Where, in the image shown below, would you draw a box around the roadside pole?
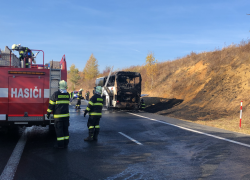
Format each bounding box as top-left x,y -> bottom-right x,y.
239,101 -> 243,128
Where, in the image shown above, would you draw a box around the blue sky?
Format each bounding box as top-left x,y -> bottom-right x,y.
0,0 -> 249,72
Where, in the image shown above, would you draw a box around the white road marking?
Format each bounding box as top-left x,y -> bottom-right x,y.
128,112 -> 250,148
119,132 -> 143,145
0,128 -> 29,180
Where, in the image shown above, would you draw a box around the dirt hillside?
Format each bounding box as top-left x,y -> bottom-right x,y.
69,41 -> 250,134
140,41 -> 250,134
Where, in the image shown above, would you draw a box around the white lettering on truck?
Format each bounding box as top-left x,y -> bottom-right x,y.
11,88 -> 17,98
24,88 -> 29,98
33,87 -> 39,98
18,88 -> 23,98
11,88 -> 42,98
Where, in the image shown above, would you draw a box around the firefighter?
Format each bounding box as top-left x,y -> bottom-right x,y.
47,80 -> 70,149
75,89 -> 83,109
85,91 -> 90,101
70,91 -> 74,100
84,86 -> 103,141
69,91 -> 73,102
140,98 -> 145,110
12,44 -> 33,68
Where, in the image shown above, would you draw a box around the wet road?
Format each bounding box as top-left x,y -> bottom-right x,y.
1,99 -> 250,179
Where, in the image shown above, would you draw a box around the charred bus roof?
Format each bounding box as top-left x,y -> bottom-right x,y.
115,71 -> 141,77
95,71 -> 141,87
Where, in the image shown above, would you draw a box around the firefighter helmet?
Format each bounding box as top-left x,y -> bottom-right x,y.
59,80 -> 67,89
79,88 -> 83,91
12,44 -> 17,50
95,86 -> 102,94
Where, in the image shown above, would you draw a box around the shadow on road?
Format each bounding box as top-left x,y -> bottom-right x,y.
144,98 -> 184,113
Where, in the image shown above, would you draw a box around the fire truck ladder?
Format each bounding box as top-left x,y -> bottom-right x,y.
49,68 -> 61,124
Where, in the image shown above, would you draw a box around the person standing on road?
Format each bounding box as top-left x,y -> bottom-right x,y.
75,89 -> 83,109
70,91 -> 74,102
140,98 -> 145,110
84,86 -> 103,141
47,80 -> 70,149
85,91 -> 90,101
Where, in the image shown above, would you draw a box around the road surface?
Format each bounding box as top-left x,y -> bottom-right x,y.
1,99 -> 250,180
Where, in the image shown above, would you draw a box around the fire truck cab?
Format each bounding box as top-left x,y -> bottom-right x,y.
0,46 -> 67,130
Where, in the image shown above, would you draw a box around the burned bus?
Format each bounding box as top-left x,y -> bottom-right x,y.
95,71 -> 142,110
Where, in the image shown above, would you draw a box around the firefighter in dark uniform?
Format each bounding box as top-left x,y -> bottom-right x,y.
140,98 -> 145,110
84,86 -> 103,141
75,88 -> 83,109
47,80 -> 70,148
85,91 -> 90,101
12,44 -> 33,68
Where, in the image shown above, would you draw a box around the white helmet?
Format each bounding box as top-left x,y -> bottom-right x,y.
12,44 -> 17,50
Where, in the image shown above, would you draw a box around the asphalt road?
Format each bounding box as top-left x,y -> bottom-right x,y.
1,99 -> 250,180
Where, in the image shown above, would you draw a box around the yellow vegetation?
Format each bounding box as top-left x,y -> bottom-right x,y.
69,40 -> 250,134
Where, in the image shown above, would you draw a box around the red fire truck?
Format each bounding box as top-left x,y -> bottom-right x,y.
0,46 -> 67,130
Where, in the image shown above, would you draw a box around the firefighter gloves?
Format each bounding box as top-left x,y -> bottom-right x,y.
84,111 -> 87,117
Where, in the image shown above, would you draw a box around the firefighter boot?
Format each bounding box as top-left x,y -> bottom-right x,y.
84,133 -> 93,141
93,128 -> 99,141
84,129 -> 94,141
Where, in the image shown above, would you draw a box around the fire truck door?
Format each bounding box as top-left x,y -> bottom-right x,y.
8,76 -> 44,115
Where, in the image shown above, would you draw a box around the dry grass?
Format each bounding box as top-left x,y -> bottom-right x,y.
183,116 -> 250,135
68,40 -> 250,135
140,40 -> 250,135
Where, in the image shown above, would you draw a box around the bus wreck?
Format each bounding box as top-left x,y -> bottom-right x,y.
95,71 -> 142,110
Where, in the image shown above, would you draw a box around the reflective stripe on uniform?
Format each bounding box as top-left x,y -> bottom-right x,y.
89,112 -> 102,116
54,113 -> 70,118
88,101 -> 94,106
47,109 -> 52,112
95,125 -> 100,128
57,137 -> 64,141
58,95 -> 69,98
56,100 -> 69,104
86,107 -> 90,111
49,100 -> 56,105
97,98 -> 103,101
93,103 -> 103,106
89,126 -> 94,129
64,136 -> 69,139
